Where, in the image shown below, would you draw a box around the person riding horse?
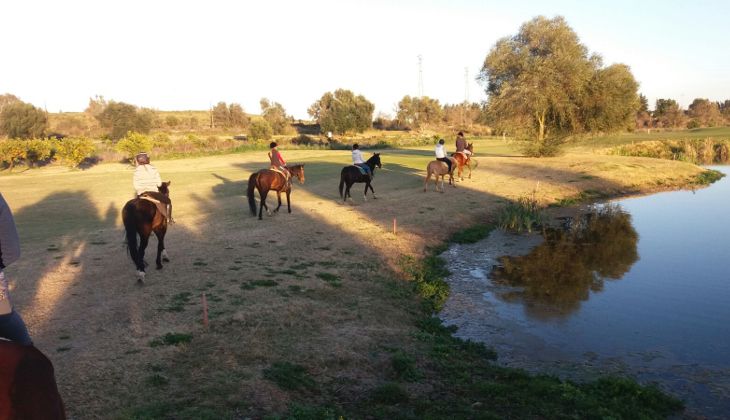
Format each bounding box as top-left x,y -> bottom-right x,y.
435,139 -> 452,173
0,193 -> 32,346
351,143 -> 372,179
268,142 -> 290,184
455,131 -> 471,157
133,152 -> 173,223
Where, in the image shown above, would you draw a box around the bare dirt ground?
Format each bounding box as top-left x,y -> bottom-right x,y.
0,143 -> 707,417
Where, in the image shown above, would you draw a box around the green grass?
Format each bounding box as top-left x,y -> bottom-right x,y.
263,362 -> 317,391
572,126 -> 730,150
149,333 -> 193,347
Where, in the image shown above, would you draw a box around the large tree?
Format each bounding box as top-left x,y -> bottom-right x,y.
260,98 -> 292,135
212,102 -> 249,129
396,95 -> 443,128
653,99 -> 685,128
0,101 -> 47,139
479,16 -> 639,155
96,101 -> 154,140
308,89 -> 374,135
687,98 -> 722,127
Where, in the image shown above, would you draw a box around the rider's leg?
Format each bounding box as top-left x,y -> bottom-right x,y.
0,310 -> 32,345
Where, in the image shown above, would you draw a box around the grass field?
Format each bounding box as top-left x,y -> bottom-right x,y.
569,126 -> 730,152
0,140 -> 710,418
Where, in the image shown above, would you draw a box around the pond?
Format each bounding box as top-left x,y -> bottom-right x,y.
439,167 -> 730,418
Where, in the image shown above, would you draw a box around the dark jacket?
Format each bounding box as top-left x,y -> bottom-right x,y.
0,193 -> 21,270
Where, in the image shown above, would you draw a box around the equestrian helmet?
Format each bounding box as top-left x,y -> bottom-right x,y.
136,152 -> 150,165
269,141 -> 278,149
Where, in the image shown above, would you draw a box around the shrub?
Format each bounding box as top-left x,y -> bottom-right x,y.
248,119 -> 273,141
0,139 -> 28,170
25,138 -> 53,166
152,132 -> 171,149
0,102 -> 47,139
116,131 -> 153,163
54,137 -> 96,168
263,362 -> 316,391
497,193 -> 544,232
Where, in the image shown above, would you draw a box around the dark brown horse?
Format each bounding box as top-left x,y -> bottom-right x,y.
0,341 -> 66,419
451,142 -> 477,181
122,182 -> 171,283
339,153 -> 381,202
247,164 -> 305,220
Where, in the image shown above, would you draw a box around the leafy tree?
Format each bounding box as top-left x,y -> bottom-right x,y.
229,103 -> 249,128
308,89 -> 374,134
247,119 -> 273,141
84,95 -> 108,118
443,102 -> 484,127
0,102 -> 48,139
260,98 -> 293,135
212,102 -> 249,129
0,139 -> 28,170
638,94 -> 649,114
54,137 -> 96,168
396,96 -> 443,128
116,131 -> 153,163
479,16 -> 639,155
653,99 -> 685,128
687,98 -> 722,127
96,101 -> 153,140
0,94 -> 21,114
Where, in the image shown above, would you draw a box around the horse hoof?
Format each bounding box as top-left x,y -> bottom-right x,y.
373,195 -> 378,199
162,257 -> 170,262
156,264 -> 163,270
136,271 -> 146,283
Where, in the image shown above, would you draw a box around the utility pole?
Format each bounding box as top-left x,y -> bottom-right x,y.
417,55 -> 424,98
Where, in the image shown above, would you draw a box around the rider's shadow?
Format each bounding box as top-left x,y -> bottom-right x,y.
210,173 -> 247,198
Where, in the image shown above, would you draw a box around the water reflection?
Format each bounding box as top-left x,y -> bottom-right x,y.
491,205 -> 638,319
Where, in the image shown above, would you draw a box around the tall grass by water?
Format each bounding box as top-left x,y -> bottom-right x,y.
607,138 -> 730,164
497,193 -> 545,232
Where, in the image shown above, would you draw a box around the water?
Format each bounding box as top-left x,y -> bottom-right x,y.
440,167 -> 730,418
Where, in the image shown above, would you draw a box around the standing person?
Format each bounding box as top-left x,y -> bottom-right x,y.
351,143 -> 372,179
0,193 -> 32,345
435,139 -> 452,173
455,131 -> 471,156
268,142 -> 290,181
133,152 -> 174,223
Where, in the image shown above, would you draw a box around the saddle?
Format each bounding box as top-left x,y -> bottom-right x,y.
351,165 -> 371,177
269,166 -> 290,183
453,151 -> 469,161
139,194 -> 171,223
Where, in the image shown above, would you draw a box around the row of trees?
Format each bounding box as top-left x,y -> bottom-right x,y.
636,96 -> 730,129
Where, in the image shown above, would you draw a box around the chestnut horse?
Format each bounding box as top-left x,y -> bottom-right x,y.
0,341 -> 65,419
122,182 -> 171,283
424,157 -> 456,192
451,142 -> 478,180
247,164 -> 305,220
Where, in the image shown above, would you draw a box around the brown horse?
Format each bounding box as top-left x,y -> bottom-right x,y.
122,182 -> 171,283
424,158 -> 456,192
451,142 -> 478,181
0,341 -> 66,419
247,164 -> 305,220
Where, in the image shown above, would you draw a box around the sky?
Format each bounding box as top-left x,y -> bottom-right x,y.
1,0 -> 728,119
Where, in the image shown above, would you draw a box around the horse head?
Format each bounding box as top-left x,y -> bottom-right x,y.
466,142 -> 474,152
290,164 -> 305,184
369,153 -> 382,169
158,181 -> 171,196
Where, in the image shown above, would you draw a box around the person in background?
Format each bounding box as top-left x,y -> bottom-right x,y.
351,143 -> 372,179
0,192 -> 32,345
133,152 -> 173,223
435,138 -> 452,173
455,131 -> 471,156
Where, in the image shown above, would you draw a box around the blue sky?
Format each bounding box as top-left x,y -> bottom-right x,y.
0,0 -> 728,118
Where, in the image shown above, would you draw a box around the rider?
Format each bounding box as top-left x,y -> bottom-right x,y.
351,143 -> 372,179
455,131 -> 471,157
0,193 -> 32,346
268,141 -> 290,179
435,139 -> 452,173
133,152 -> 174,223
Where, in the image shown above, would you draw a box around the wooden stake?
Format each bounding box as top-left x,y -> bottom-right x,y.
393,218 -> 397,235
202,292 -> 209,329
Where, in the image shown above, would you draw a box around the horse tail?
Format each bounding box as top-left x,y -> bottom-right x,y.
247,172 -> 258,216
339,170 -> 346,198
122,202 -> 140,264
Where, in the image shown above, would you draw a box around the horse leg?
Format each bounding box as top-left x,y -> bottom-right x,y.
154,228 -> 167,269
286,189 -> 292,213
424,171 -> 431,192
363,182 -> 368,201
275,191 -> 282,213
137,232 -> 151,282
345,182 -> 353,202
369,182 -> 377,199
258,189 -> 269,220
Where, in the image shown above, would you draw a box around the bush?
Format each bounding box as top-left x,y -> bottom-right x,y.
152,132 -> 171,149
25,139 -> 53,166
0,139 -> 28,170
54,137 -> 96,168
116,131 -> 153,162
0,102 -> 47,139
248,119 -> 273,141
497,194 -> 544,232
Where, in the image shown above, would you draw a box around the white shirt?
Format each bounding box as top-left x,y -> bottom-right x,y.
435,144 -> 447,158
133,164 -> 162,195
352,149 -> 365,164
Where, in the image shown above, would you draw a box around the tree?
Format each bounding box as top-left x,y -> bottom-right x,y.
479,16 -> 639,155
308,89 -> 374,134
84,95 -> 108,118
229,103 -> 249,128
0,102 -> 47,139
687,98 -> 722,127
96,101 -> 153,140
638,94 -> 649,114
396,96 -> 443,128
0,94 -> 21,115
116,131 -> 153,162
212,102 -> 249,129
653,99 -> 685,128
260,98 -> 293,135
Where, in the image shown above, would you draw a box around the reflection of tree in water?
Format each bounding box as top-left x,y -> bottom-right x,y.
491,205 -> 638,319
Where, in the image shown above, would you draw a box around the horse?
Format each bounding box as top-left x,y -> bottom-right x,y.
424,157 -> 456,192
0,341 -> 66,419
122,182 -> 171,283
338,153 -> 382,202
451,142 -> 478,181
247,164 -> 305,220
